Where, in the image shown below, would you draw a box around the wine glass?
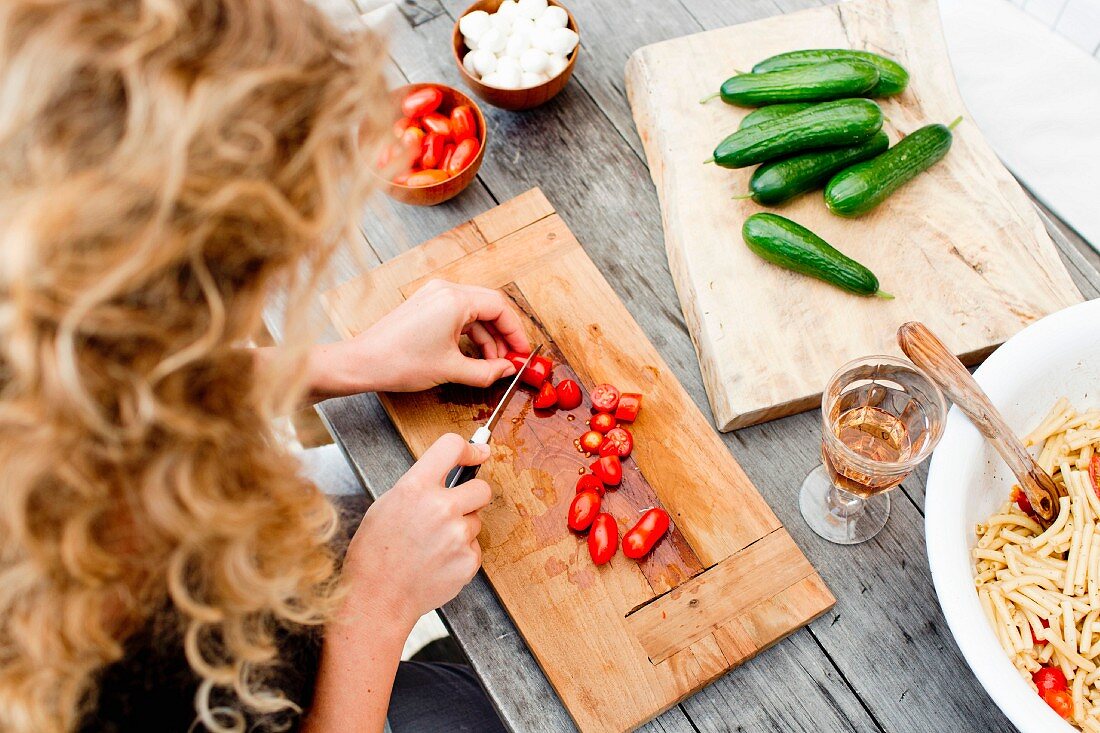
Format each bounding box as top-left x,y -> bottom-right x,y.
799,355 -> 947,545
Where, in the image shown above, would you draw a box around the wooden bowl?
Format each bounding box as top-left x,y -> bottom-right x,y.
452,0 -> 579,111
378,83 -> 487,207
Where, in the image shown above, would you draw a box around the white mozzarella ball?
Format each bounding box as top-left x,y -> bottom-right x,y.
462,50 -> 479,76
495,55 -> 521,78
493,65 -> 523,89
478,27 -> 507,54
464,34 -> 478,50
517,0 -> 548,20
530,29 -> 556,53
520,71 -> 547,87
510,16 -> 536,38
519,48 -> 549,74
504,29 -> 531,58
546,26 -> 578,56
489,11 -> 513,34
535,5 -> 568,30
458,10 -> 491,40
544,52 -> 568,78
496,0 -> 519,20
470,48 -> 498,77
480,72 -> 503,87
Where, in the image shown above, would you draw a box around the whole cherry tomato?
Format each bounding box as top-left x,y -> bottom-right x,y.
600,427 -> 633,458
590,412 -> 616,434
440,143 -> 456,173
555,379 -> 583,410
422,112 -> 453,138
421,132 -> 447,169
590,384 -> 620,414
446,138 -> 480,176
579,430 -> 604,454
576,474 -> 604,496
399,126 -> 426,166
533,381 -> 558,409
405,169 -> 449,187
393,116 -> 418,137
622,508 -> 670,559
1033,666 -> 1067,696
392,168 -> 417,185
615,393 -> 642,422
401,86 -> 443,118
451,105 -> 477,142
568,490 -> 601,532
591,455 -> 622,486
1044,689 -> 1073,720
506,351 -> 553,388
587,513 -> 618,565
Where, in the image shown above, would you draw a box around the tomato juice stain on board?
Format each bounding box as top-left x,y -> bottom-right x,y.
544,555 -> 567,578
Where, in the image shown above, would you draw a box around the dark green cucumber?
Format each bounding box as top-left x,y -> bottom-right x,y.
709,98 -> 883,169
738,103 -> 814,129
824,118 -> 961,217
752,49 -> 909,97
746,130 -> 889,204
741,213 -> 890,297
716,60 -> 879,107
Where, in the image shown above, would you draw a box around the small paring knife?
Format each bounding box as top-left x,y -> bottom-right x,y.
444,344 -> 544,488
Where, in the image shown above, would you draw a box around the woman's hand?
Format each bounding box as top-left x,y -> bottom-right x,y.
304,280 -> 531,399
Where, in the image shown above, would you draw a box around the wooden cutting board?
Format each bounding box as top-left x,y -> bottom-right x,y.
321,189 -> 834,733
625,0 -> 1083,432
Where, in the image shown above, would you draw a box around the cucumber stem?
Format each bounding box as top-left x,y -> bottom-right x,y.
703,157 -> 715,164
873,290 -> 895,300
699,92 -> 720,104
947,115 -> 963,131
731,192 -> 754,200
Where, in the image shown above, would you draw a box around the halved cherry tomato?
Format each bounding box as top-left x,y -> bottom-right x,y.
568,490 -> 601,532
579,430 -> 604,454
1090,454 -> 1099,499
1033,666 -> 1067,695
615,393 -> 642,422
446,137 -> 480,176
1043,689 -> 1073,720
591,455 -> 622,486
393,117 -> 419,137
622,507 -> 670,559
451,105 -> 477,142
405,169 -> 449,187
440,143 -> 456,173
555,379 -> 583,410
533,381 -> 557,409
421,132 -> 447,169
590,384 -> 620,414
506,352 -> 554,388
401,86 -> 443,118
590,412 -> 616,434
587,513 -> 618,565
600,427 -> 633,458
576,474 -> 604,496
422,112 -> 453,138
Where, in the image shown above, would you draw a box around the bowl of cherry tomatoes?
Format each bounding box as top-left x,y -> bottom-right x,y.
375,83 -> 487,206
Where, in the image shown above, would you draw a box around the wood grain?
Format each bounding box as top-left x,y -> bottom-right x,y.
625,0 -> 1083,431
321,189 -> 833,732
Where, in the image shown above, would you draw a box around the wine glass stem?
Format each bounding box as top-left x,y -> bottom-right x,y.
825,483 -> 866,520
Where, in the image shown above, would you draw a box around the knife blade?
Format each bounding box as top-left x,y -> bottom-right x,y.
444,343 -> 544,488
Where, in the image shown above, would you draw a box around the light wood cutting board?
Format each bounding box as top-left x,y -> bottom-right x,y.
321,189 -> 834,733
625,0 -> 1083,432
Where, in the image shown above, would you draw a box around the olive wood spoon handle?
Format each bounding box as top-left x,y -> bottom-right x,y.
897,321 -> 1062,525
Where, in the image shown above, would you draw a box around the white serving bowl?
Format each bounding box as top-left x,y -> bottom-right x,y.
926,298 -> 1100,732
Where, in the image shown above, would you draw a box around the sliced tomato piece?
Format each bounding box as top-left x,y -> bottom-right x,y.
587,513 -> 618,565
591,455 -> 622,486
622,508 -> 670,559
615,393 -> 642,422
590,383 -> 620,414
567,490 -> 601,532
533,381 -> 557,409
1043,689 -> 1073,719
555,379 -> 583,410
506,352 -> 553,388
575,474 -> 605,496
579,430 -> 604,454
600,427 -> 633,458
590,412 -> 616,434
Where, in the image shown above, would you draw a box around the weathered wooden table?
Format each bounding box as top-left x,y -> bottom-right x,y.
316,1 -> 1100,730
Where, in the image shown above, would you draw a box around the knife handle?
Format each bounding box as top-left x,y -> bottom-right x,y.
444,427 -> 493,489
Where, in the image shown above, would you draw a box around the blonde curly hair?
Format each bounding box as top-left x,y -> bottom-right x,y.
0,0 -> 390,730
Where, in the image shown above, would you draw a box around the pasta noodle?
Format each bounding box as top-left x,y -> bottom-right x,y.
975,399 -> 1100,729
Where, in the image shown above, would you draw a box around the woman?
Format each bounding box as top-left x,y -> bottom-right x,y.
0,0 -> 524,731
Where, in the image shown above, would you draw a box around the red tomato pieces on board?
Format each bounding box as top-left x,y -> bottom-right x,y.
446,138 -> 480,176
1044,690 -> 1073,719
591,455 -> 622,486
580,430 -> 604,454
590,412 -> 616,434
421,112 -> 453,138
1033,666 -> 1068,695
590,384 -> 620,414
533,381 -> 558,409
615,393 -> 642,422
622,507 -> 670,559
587,513 -> 618,565
600,427 -> 634,458
576,474 -> 604,496
450,105 -> 477,142
568,490 -> 601,532
555,379 -> 583,410
401,87 -> 443,118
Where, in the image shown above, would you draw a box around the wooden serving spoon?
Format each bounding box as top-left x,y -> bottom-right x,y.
897,321 -> 1063,526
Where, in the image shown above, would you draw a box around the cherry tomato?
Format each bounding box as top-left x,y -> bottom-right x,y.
1043,689 -> 1073,720
422,112 -> 453,138
393,116 -> 418,137
1011,486 -> 1036,519
506,352 -> 553,388
533,381 -> 557,409
399,126 -> 426,166
451,105 -> 477,142
401,86 -> 443,118
590,412 -> 616,434
615,393 -> 642,422
1090,454 -> 1099,499
579,430 -> 605,454
591,455 -> 622,486
440,143 -> 456,173
392,168 -> 417,185
590,384 -> 620,414
568,490 -> 601,532
576,474 -> 604,496
446,137 -> 480,176
622,507 -> 670,559
1033,666 -> 1068,695
421,132 -> 447,169
600,427 -> 634,458
405,169 -> 449,187
555,379 -> 583,410
587,513 -> 618,565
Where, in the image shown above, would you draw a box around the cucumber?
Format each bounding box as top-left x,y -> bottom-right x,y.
709,98 -> 883,169
824,118 -> 961,217
752,49 -> 909,97
716,59 -> 879,107
738,103 -> 814,129
745,130 -> 889,205
741,213 -> 890,298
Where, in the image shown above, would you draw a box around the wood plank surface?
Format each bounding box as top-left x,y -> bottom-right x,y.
625,0 -> 1083,431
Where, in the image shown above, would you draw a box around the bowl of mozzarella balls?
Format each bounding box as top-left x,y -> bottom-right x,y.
453,0 -> 579,111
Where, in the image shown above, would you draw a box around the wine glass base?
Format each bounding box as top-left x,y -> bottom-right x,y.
799,464 -> 890,545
